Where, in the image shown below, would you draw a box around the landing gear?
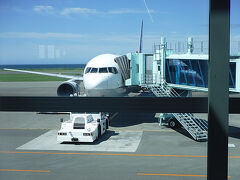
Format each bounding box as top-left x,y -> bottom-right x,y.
168,119 -> 179,129
97,125 -> 101,139
106,119 -> 109,129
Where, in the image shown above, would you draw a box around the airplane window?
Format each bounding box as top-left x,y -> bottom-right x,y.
90,68 -> 98,73
99,67 -> 108,73
108,67 -> 113,73
85,67 -> 91,74
113,67 -> 118,74
108,67 -> 118,74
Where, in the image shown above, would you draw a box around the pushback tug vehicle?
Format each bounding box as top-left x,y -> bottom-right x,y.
57,112 -> 109,143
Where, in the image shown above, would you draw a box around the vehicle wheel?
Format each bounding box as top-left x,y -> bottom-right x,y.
168,119 -> 179,129
106,119 -> 109,129
98,125 -> 101,138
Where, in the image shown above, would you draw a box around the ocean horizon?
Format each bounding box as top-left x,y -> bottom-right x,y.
0,64 -> 86,69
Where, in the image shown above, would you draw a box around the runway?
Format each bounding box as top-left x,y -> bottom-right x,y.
0,81 -> 240,180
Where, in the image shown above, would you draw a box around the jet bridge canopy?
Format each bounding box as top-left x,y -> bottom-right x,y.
114,55 -> 130,81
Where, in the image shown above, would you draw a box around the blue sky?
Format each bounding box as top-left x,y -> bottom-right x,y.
0,0 -> 239,64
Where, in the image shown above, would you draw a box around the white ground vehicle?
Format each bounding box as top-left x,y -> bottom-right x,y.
57,112 -> 109,143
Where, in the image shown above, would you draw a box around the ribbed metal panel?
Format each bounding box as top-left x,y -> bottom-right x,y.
114,55 -> 130,81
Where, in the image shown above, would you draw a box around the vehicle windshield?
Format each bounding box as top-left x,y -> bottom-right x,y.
73,117 -> 85,129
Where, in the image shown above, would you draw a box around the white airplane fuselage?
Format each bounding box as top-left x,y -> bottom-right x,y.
4,54 -> 126,97
83,54 -> 125,96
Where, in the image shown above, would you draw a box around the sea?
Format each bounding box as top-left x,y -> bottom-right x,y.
0,64 -> 86,69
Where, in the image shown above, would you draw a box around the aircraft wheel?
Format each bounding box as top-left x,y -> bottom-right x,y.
106,119 -> 109,129
168,119 -> 179,129
98,125 -> 101,138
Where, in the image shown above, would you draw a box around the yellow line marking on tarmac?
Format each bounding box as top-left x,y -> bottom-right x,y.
137,173 -> 231,178
0,169 -> 50,173
0,151 -> 239,159
0,151 -> 206,157
229,156 -> 240,158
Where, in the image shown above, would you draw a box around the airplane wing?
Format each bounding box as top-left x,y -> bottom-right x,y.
4,68 -> 83,81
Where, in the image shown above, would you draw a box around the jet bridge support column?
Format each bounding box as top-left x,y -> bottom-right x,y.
187,37 -> 194,54
153,45 -> 161,84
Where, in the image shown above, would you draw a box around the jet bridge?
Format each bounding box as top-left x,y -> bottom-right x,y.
153,37 -> 240,93
115,53 -> 154,86
123,37 -> 240,141
124,37 -> 240,93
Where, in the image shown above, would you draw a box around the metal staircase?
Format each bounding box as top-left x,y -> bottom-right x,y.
144,80 -> 208,141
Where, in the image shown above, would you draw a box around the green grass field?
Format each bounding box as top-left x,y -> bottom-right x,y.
0,68 -> 84,82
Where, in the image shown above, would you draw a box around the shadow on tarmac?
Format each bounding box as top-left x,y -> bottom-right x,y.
173,122 -> 240,141
110,112 -> 157,127
229,125 -> 240,139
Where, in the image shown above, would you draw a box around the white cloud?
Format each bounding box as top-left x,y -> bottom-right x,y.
0,32 -> 88,39
33,6 -> 55,14
61,8 -> 97,16
32,6 -> 158,17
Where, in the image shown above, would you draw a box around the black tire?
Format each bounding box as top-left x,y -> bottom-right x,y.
106,119 -> 109,129
98,125 -> 101,138
168,119 -> 179,129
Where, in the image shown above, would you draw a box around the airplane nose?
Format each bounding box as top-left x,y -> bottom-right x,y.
84,74 -> 108,89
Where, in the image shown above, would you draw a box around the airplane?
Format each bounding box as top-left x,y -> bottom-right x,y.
3,20 -> 144,97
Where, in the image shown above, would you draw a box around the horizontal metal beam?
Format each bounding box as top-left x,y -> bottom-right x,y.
230,56 -> 240,59
0,96 -> 239,113
0,96 -> 206,113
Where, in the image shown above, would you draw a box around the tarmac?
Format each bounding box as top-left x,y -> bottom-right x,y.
0,81 -> 240,180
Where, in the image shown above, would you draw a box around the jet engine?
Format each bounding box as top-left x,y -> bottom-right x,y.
57,80 -> 80,96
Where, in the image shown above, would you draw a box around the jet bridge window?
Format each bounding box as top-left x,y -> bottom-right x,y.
108,67 -> 118,74
90,68 -> 98,73
85,67 -> 91,74
73,117 -> 85,129
99,67 -> 108,73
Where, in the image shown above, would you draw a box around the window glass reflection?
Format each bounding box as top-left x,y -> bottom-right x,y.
90,68 -> 98,73
99,67 -> 108,73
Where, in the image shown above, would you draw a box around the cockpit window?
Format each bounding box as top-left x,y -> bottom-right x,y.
90,68 -> 98,73
99,67 -> 108,73
113,67 -> 118,74
108,67 -> 118,74
108,67 -> 113,73
85,67 -> 91,74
